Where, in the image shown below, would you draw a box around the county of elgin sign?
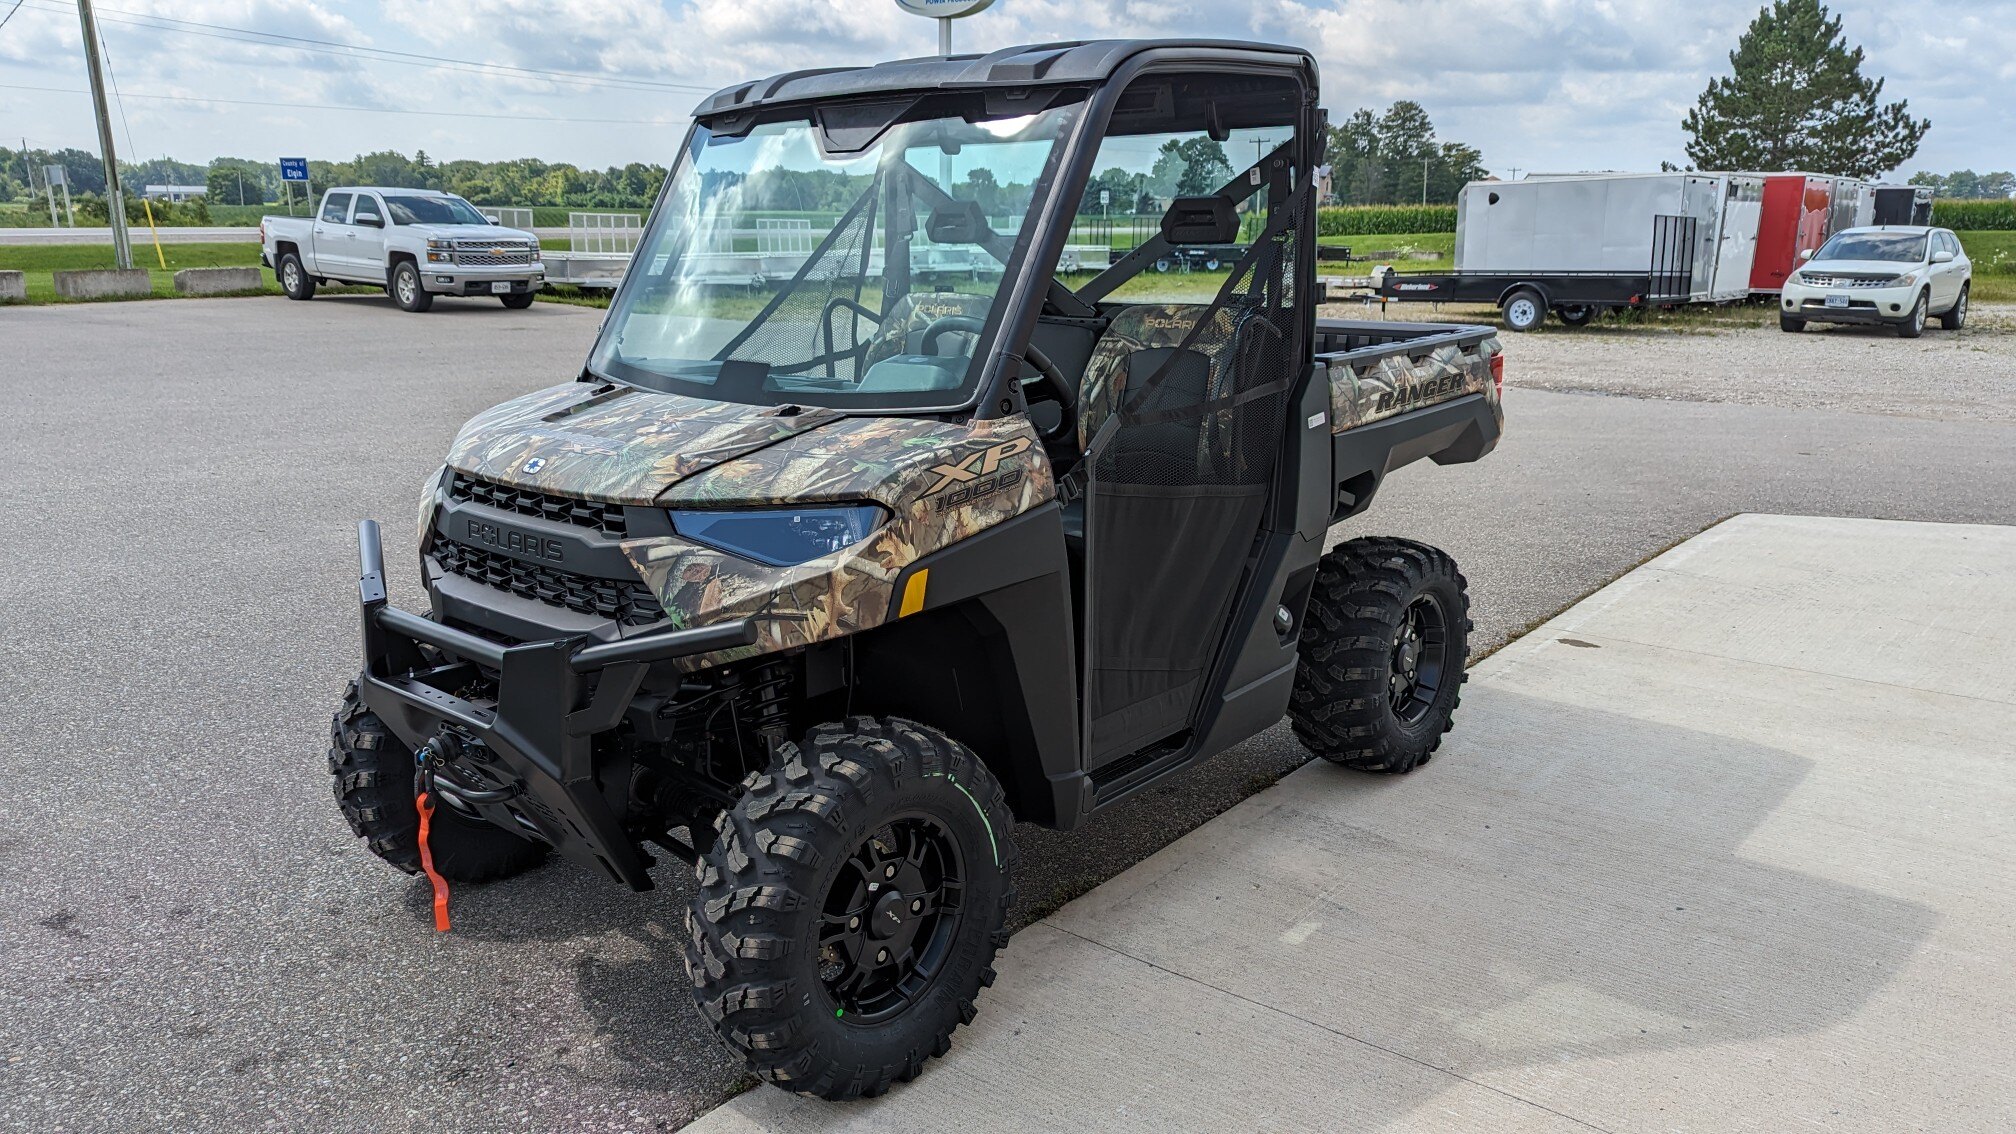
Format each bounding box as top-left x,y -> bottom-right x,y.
893,0 -> 998,16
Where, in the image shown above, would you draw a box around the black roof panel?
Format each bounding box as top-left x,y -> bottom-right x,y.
693,39 -> 1314,118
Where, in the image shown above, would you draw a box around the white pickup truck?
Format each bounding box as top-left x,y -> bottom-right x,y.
260,187 -> 545,312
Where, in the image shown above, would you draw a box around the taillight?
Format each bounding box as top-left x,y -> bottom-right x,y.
1489,352 -> 1504,397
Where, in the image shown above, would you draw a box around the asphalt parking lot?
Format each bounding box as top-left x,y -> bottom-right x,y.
4,292 -> 2015,1132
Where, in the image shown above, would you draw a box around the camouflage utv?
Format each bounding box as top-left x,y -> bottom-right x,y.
335,39 -> 1503,1100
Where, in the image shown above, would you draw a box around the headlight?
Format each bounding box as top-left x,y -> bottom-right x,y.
670,504 -> 888,566
1891,271 -> 1920,287
426,237 -> 453,264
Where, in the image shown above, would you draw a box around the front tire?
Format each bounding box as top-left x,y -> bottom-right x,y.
1780,313 -> 1806,332
1896,292 -> 1925,338
1939,284 -> 1968,330
499,291 -> 536,310
687,717 -> 1016,1100
390,261 -> 433,312
278,252 -> 315,300
1290,538 -> 1471,773
328,682 -> 546,882
1502,288 -> 1545,332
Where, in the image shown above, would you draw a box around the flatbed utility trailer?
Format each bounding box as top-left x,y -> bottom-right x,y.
327,37 -> 1503,1101
1371,267 -> 1670,330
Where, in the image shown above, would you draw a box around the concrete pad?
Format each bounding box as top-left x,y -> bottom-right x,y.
171,266 -> 263,295
51,268 -> 151,299
689,515 -> 2016,1133
0,269 -> 24,301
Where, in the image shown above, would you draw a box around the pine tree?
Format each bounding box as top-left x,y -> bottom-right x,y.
1683,0 -> 1928,178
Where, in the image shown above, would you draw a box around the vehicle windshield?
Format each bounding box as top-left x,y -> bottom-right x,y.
587,92 -> 1085,410
1815,231 -> 1927,263
385,194 -> 492,225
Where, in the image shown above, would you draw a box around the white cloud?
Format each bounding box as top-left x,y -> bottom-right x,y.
4,0 -> 2009,176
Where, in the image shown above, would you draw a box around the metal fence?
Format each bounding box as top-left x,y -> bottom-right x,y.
484,206 -> 534,231
569,211 -> 644,255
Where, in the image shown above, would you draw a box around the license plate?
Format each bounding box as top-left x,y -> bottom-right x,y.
1825,294 -> 1849,308
491,282 -> 512,294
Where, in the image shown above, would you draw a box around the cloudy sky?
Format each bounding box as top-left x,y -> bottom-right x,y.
3,0 -> 2009,177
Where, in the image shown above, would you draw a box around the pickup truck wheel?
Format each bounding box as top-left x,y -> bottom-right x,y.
1289,537 -> 1470,774
390,261 -> 433,312
687,716 -> 1016,1100
328,681 -> 546,882
499,292 -> 536,310
1939,284 -> 1968,330
278,252 -> 315,300
1501,289 -> 1545,332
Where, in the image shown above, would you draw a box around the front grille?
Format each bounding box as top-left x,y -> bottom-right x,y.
452,243 -> 535,267
433,538 -> 663,626
450,474 -> 628,537
1799,274 -> 1894,288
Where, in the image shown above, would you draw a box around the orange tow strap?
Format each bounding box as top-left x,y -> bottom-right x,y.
414,791 -> 452,932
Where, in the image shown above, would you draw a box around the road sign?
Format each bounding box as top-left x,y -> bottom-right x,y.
893,0 -> 996,14
43,165 -> 67,187
279,158 -> 309,183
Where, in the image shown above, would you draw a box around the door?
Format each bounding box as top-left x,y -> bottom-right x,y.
1071,72 -> 1310,769
313,191 -> 353,276
348,192 -> 389,282
1931,232 -> 1963,309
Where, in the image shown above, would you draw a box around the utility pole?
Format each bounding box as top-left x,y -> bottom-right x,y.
76,0 -> 133,268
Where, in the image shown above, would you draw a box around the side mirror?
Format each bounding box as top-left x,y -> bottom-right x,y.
357,214 -> 383,228
1932,249 -> 1955,263
1797,249 -> 1814,261
484,213 -> 501,224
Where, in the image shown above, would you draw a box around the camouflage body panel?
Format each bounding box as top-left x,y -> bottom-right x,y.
1076,303 -> 1237,449
860,292 -> 990,369
619,414 -> 1053,669
1327,337 -> 1501,434
444,381 -> 843,505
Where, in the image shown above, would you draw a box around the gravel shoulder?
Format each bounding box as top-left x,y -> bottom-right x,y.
1323,300 -> 2016,423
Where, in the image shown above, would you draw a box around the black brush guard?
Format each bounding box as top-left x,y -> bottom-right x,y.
353,519 -> 755,890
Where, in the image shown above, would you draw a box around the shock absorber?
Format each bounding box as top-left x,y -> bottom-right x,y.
745,660 -> 793,759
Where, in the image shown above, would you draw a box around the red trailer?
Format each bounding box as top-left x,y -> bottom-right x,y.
1750,174 -> 1833,293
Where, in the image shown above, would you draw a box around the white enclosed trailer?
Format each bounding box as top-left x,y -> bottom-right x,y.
1453,172 -> 1758,303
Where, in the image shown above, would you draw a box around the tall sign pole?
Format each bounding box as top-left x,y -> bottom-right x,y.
75,0 -> 133,268
893,0 -> 997,55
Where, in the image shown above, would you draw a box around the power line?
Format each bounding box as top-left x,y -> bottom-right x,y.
16,0 -> 720,95
0,81 -> 682,126
0,0 -> 27,34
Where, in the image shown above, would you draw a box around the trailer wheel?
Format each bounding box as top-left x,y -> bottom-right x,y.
1501,289 -> 1545,332
1153,257 -> 1173,273
1555,304 -> 1594,327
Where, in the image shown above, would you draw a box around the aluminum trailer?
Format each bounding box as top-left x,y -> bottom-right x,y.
1872,185 -> 1934,226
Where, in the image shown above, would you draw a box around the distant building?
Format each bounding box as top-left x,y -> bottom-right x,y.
143,185 -> 207,202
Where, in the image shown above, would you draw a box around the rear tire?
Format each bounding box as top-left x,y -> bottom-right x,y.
1556,304 -> 1594,327
390,261 -> 433,312
686,716 -> 1016,1100
1896,292 -> 1925,338
1502,288 -> 1545,332
1289,538 -> 1471,773
278,252 -> 315,300
1779,314 -> 1806,333
499,292 -> 536,310
328,681 -> 546,882
1938,284 -> 1968,330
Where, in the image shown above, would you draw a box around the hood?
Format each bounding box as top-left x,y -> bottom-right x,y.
1801,259 -> 1922,278
445,382 -> 845,505
407,223 -> 539,245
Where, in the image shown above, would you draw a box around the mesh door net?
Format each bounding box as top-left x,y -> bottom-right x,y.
1081,191 -> 1303,765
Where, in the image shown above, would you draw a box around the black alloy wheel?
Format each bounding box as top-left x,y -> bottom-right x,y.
1388,592 -> 1451,727
819,816 -> 965,1024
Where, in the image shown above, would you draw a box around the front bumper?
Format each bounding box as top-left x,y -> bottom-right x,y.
352,519 -> 753,890
1781,281 -> 1918,325
420,264 -> 545,295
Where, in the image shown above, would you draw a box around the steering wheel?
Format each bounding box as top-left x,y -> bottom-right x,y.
922,314 -> 1073,440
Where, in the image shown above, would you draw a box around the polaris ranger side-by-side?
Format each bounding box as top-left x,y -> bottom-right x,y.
333,40 -> 1503,1099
